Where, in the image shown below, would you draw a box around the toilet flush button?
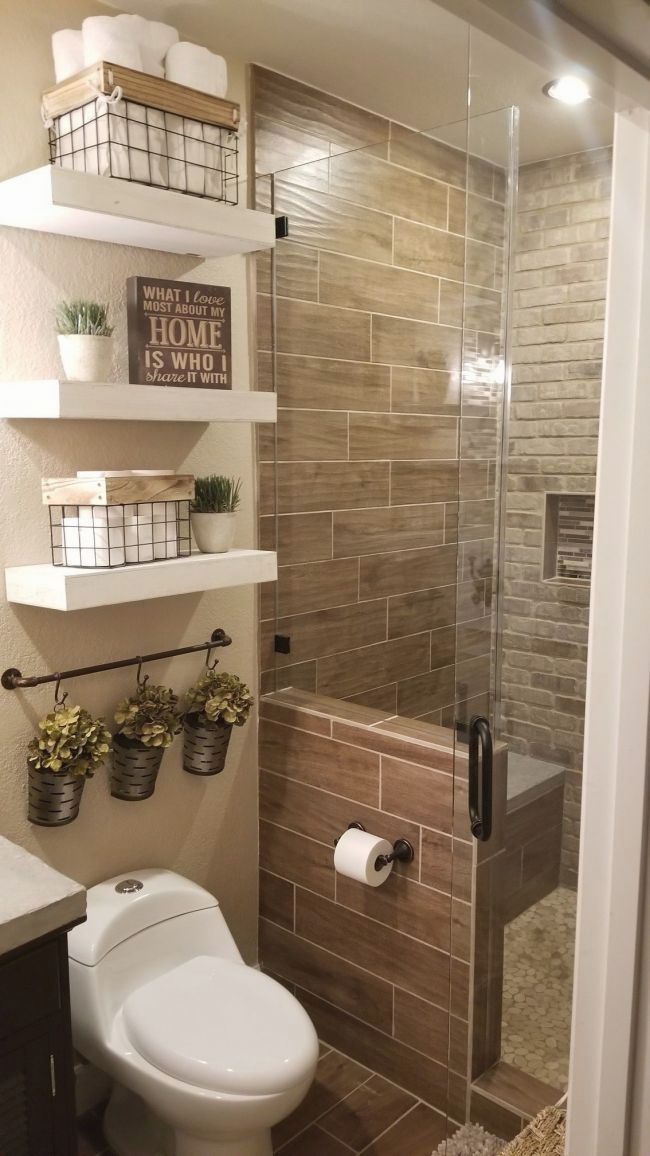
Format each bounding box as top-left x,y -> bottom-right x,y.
115,878 -> 144,894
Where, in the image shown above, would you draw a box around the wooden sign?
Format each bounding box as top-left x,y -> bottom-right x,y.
127,276 -> 232,390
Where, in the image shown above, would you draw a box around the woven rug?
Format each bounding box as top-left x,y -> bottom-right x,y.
434,1106 -> 565,1155
434,1123 -> 506,1155
500,1106 -> 566,1155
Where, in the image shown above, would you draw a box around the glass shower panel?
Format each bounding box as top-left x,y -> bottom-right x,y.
259,127 -> 472,713
258,94 -> 525,1144
256,110 -> 483,1142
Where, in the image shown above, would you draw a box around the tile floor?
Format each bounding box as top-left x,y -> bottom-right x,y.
76,1042 -> 449,1155
273,1043 -> 448,1153
77,1106 -> 113,1156
501,886 -> 576,1088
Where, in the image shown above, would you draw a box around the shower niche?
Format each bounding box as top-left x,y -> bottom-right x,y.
542,493 -> 595,585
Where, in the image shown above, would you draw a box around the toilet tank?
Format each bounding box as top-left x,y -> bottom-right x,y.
68,869 -> 242,1053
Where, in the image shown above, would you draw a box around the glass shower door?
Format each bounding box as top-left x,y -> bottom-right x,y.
255,80 -> 521,1146
255,115 -> 477,1144
456,93 -> 586,1132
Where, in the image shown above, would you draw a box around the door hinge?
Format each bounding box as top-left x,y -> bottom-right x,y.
49,1054 -> 56,1098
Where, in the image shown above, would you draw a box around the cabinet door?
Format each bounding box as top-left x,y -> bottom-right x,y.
0,1026 -> 56,1155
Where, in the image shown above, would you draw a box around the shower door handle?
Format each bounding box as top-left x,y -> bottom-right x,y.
468,715 -> 493,842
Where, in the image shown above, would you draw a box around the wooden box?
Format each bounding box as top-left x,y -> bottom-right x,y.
42,62 -> 240,132
42,473 -> 195,506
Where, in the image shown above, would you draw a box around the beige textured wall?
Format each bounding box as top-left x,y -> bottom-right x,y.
0,2 -> 260,962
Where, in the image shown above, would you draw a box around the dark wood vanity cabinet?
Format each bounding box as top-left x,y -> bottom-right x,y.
0,931 -> 78,1155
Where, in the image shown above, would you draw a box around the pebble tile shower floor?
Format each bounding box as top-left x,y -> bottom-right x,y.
501,887 -> 576,1088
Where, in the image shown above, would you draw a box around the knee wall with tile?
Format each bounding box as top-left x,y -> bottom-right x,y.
257,689 -> 482,1125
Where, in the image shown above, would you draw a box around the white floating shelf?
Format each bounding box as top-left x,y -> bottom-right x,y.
0,381 -> 277,423
5,550 -> 277,611
0,166 -> 276,257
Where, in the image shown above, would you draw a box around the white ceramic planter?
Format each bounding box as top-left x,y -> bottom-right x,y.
190,511 -> 236,554
58,334 -> 113,382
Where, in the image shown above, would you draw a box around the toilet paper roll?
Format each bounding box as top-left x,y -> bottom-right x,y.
334,828 -> 394,888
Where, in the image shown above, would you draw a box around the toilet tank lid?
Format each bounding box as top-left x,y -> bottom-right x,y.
68,869 -> 218,966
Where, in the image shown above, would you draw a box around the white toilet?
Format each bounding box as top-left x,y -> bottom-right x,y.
68,869 -> 319,1156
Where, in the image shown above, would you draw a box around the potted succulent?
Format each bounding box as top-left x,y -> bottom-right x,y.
27,704 -> 111,826
56,299 -> 114,382
112,677 -> 182,800
183,669 -> 253,775
190,475 -> 242,554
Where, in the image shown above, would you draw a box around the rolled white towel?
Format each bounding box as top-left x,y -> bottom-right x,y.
121,102 -> 151,183
185,120 -> 206,196
82,16 -> 143,72
52,29 -> 84,83
97,100 -> 130,180
146,20 -> 179,72
114,14 -> 178,77
112,13 -> 148,41
146,107 -> 169,188
166,114 -> 187,193
204,124 -> 224,201
212,54 -> 228,99
165,41 -> 228,98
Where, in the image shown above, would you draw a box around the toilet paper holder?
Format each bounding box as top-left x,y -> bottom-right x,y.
335,821 -> 415,872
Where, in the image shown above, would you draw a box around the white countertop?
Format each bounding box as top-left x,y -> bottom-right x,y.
0,837 -> 86,956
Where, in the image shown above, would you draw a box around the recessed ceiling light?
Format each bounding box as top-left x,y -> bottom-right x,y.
543,76 -> 591,105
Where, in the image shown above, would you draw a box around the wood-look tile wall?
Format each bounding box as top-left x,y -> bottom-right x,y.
258,689 -> 475,1121
252,66 -> 508,724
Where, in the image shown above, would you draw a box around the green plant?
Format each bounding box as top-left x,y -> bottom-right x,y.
192,475 -> 242,514
185,670 -> 254,727
55,300 -> 113,337
114,680 -> 182,749
27,705 -> 111,778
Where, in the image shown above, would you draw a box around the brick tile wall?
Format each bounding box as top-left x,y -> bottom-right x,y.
502,146 -> 611,887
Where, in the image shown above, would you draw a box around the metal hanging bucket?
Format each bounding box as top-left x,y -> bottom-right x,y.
111,734 -> 164,800
183,713 -> 232,775
28,765 -> 86,826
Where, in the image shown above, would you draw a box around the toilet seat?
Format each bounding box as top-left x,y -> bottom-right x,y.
123,956 -> 315,1097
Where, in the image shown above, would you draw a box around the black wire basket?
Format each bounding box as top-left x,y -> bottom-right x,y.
48,96 -> 239,204
49,501 -> 191,568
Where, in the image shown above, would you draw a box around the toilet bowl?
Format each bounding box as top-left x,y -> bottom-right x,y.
68,869 -> 319,1156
